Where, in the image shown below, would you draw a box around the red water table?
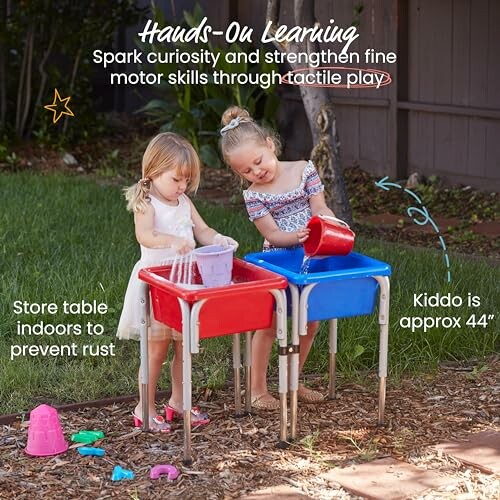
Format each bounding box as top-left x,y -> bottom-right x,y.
138,258 -> 288,464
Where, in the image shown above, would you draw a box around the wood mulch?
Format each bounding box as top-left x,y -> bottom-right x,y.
1,357 -> 498,499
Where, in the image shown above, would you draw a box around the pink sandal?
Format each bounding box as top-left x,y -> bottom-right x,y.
165,405 -> 210,426
133,413 -> 171,433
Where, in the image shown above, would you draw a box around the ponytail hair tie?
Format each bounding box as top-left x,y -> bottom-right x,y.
139,177 -> 151,188
220,117 -> 244,135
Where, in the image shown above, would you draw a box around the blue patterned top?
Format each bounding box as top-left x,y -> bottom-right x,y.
243,161 -> 324,250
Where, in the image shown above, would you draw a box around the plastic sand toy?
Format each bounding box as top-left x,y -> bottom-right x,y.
77,447 -> 105,457
150,464 -> 180,481
245,248 -> 391,439
25,404 -> 68,457
193,244 -> 234,286
111,465 -> 134,481
71,430 -> 105,444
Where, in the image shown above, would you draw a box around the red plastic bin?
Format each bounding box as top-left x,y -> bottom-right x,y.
138,258 -> 288,339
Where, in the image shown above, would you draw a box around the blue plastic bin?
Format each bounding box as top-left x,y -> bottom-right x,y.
245,248 -> 391,321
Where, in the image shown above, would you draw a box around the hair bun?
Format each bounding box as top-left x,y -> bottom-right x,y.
221,106 -> 251,126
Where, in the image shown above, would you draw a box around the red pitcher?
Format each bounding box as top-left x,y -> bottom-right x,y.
303,215 -> 355,257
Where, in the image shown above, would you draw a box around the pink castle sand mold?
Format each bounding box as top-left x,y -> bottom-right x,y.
25,404 -> 68,457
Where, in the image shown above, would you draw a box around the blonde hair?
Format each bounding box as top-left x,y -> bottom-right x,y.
219,106 -> 281,167
124,132 -> 201,213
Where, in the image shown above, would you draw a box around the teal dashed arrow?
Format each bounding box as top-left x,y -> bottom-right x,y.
375,176 -> 452,282
375,176 -> 403,191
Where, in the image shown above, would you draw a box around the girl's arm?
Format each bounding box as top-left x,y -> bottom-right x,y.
189,199 -> 238,247
254,214 -> 310,246
134,203 -> 193,253
188,200 -> 218,245
309,192 -> 335,217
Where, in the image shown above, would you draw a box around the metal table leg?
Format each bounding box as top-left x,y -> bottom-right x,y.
179,299 -> 192,465
294,284 -> 316,439
233,334 -> 243,416
139,282 -> 150,432
374,276 -> 390,425
328,319 -> 338,400
244,331 -> 252,415
288,284 -> 300,440
271,289 -> 288,446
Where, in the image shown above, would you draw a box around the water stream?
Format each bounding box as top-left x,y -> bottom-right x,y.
300,255 -> 311,274
169,253 -> 194,286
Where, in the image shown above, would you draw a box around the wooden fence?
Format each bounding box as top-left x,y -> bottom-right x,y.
116,0 -> 500,190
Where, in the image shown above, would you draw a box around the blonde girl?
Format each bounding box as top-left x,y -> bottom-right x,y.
220,107 -> 335,409
118,132 -> 237,431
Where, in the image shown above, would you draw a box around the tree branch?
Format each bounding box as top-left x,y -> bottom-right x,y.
294,0 -> 314,27
266,0 -> 280,26
28,27 -> 57,136
62,45 -> 81,135
266,0 -> 286,52
15,26 -> 29,135
19,24 -> 34,137
0,0 -> 7,130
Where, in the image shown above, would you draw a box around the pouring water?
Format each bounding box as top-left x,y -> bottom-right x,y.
169,253 -> 195,287
300,255 -> 311,274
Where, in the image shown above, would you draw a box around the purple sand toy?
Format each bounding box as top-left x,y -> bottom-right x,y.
78,447 -> 105,457
111,465 -> 134,481
150,464 -> 180,481
193,244 -> 234,287
25,404 -> 68,457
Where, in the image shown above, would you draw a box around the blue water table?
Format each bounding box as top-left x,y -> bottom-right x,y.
245,248 -> 391,439
137,258 -> 289,463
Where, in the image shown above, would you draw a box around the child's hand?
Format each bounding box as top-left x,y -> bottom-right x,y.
171,236 -> 195,255
213,233 -> 239,250
295,227 -> 310,243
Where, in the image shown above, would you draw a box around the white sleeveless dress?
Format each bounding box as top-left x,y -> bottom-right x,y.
116,194 -> 194,341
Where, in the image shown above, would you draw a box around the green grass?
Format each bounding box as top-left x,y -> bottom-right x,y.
0,172 -> 498,414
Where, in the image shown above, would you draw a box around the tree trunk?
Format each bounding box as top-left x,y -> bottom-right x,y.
15,26 -> 29,136
266,0 -> 353,224
19,25 -> 34,137
298,82 -> 352,223
62,45 -> 81,135
0,0 -> 7,131
28,27 -> 57,136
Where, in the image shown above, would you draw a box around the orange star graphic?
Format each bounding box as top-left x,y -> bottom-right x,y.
44,88 -> 74,124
